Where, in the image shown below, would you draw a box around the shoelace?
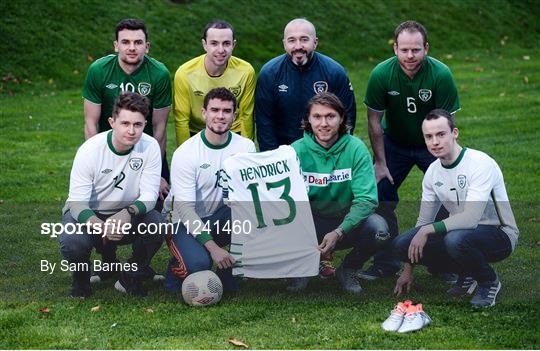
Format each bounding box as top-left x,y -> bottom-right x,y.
319,260 -> 335,271
459,277 -> 475,288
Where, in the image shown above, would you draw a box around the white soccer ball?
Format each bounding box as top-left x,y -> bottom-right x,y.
181,270 -> 223,306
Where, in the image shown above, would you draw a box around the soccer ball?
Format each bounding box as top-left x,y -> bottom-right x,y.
181,270 -> 223,306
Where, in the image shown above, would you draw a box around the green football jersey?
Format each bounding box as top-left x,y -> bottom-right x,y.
364,56 -> 460,146
83,54 -> 172,135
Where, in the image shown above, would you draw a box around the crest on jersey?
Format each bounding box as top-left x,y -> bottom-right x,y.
138,82 -> 151,96
457,174 -> 467,189
229,85 -> 241,97
313,81 -> 328,94
418,89 -> 432,102
129,158 -> 143,171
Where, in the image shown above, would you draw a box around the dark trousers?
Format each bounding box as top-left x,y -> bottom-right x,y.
373,135 -> 447,273
59,210 -> 164,280
165,206 -> 232,293
314,213 -> 391,269
392,225 -> 512,283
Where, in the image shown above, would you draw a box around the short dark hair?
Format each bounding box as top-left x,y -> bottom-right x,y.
425,109 -> 456,130
302,92 -> 350,135
394,20 -> 427,46
116,19 -> 148,41
203,87 -> 237,111
202,20 -> 235,40
112,92 -> 150,119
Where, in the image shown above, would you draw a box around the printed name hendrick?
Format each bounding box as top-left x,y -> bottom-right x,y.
40,259 -> 137,274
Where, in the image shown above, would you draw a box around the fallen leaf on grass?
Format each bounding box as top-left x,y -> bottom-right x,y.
474,67 -> 484,72
228,338 -> 248,348
499,92 -> 506,97
0,199 -> 4,204
111,322 -> 118,328
90,305 -> 101,312
523,76 -> 529,84
291,317 -> 297,323
523,55 -> 530,60
144,308 -> 154,313
38,307 -> 50,313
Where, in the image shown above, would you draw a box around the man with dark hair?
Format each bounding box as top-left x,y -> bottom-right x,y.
360,20 -> 461,280
164,87 -> 256,294
84,19 -> 171,193
173,20 -> 255,146
83,18 -> 171,281
60,92 -> 165,297
392,109 -> 518,308
255,18 -> 356,152
290,92 -> 389,294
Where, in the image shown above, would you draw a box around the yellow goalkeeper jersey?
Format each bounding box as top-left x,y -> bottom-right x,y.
173,54 -> 255,146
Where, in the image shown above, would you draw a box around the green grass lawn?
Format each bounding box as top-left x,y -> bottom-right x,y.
1,47 -> 539,349
1,0 -> 540,349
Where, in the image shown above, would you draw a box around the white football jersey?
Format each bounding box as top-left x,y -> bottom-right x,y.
223,145 -> 320,278
64,131 -> 161,220
165,131 -> 256,236
418,148 -> 519,249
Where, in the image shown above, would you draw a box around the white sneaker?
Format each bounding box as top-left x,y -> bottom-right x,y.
397,304 -> 431,333
381,300 -> 412,331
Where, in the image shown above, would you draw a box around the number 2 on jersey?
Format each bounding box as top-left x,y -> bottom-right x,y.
113,171 -> 126,190
247,177 -> 296,228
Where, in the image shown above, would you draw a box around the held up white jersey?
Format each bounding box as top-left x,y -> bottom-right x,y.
64,131 -> 161,221
223,145 -> 320,278
165,131 -> 256,234
418,148 -> 519,249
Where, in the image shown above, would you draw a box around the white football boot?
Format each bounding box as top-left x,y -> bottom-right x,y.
381,300 -> 412,331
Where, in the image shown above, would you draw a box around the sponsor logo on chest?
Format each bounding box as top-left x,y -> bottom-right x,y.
304,169 -> 352,187
278,84 -> 288,93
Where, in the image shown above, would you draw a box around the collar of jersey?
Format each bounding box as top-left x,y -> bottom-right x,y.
397,56 -> 427,81
200,130 -> 232,149
116,54 -> 147,76
442,147 -> 467,169
287,52 -> 317,71
107,130 -> 133,155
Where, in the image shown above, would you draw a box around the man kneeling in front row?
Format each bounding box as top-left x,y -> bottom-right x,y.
60,92 -> 164,297
393,109 -> 518,307
290,92 -> 390,294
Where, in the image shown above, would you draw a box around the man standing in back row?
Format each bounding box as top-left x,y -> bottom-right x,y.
173,20 -> 256,146
255,18 -> 356,151
360,20 -> 460,280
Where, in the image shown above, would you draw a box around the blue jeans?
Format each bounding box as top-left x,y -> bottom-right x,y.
59,210 -> 165,280
314,213 -> 390,269
165,206 -> 232,293
392,225 -> 512,283
372,135 -> 447,273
